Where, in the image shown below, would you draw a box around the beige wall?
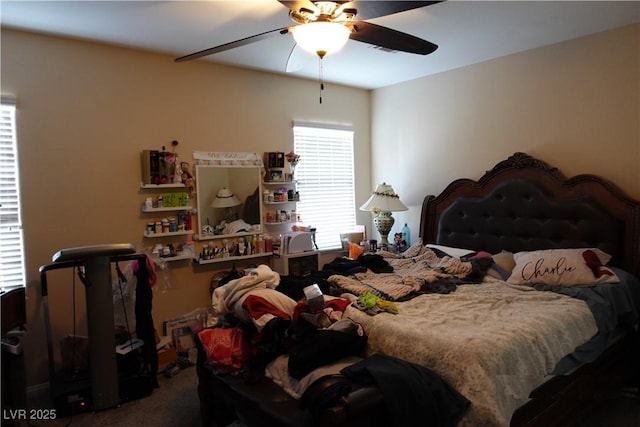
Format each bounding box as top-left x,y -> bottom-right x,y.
0,29 -> 371,387
371,24 -> 640,241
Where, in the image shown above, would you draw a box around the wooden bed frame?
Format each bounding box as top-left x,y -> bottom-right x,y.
421,152 -> 640,277
197,152 -> 640,427
420,152 -> 640,426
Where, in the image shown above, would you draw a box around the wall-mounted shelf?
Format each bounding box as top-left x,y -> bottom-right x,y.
262,177 -> 299,236
194,231 -> 260,241
263,180 -> 295,185
194,253 -> 271,265
140,183 -> 185,189
154,253 -> 193,263
139,151 -> 194,267
143,230 -> 192,238
142,206 -> 192,213
139,174 -> 193,238
264,201 -> 295,206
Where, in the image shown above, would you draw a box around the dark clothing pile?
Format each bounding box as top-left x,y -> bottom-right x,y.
322,254 -> 393,276
342,354 -> 470,427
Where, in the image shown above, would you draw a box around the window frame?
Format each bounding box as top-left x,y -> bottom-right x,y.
292,121 -> 356,250
1,97 -> 26,291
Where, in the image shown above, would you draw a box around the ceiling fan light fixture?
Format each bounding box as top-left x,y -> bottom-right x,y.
292,22 -> 350,57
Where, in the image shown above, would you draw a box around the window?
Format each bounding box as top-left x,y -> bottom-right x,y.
1,99 -> 26,290
293,122 -> 356,250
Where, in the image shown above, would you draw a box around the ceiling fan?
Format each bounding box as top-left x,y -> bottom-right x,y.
175,1 -> 441,63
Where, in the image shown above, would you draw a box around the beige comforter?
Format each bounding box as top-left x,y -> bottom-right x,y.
343,278 -> 597,426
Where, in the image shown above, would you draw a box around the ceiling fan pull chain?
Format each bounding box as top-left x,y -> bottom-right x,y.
318,55 -> 324,104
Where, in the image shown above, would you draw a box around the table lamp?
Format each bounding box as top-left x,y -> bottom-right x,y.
359,182 -> 408,247
210,187 -> 241,222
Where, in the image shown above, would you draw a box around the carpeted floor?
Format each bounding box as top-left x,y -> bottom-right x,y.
21,366 -> 640,427
23,365 -> 200,427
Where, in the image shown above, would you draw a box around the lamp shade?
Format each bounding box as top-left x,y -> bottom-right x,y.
292,22 -> 351,56
359,183 -> 408,212
210,188 -> 241,208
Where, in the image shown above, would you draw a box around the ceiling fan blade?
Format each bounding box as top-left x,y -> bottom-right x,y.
285,43 -> 308,72
345,1 -> 442,20
175,27 -> 291,63
348,21 -> 437,55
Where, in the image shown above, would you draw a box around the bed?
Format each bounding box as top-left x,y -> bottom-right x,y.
196,152 -> 640,427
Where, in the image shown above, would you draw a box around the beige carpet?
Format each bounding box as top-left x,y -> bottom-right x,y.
24,366 -> 200,427
22,365 -> 640,427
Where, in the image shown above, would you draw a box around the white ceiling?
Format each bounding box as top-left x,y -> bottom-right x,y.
1,1 -> 638,89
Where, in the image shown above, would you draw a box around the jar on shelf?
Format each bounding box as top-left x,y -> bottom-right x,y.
264,235 -> 273,252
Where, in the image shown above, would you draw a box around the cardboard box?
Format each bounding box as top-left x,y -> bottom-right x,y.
157,347 -> 178,372
163,315 -> 200,354
340,232 -> 364,250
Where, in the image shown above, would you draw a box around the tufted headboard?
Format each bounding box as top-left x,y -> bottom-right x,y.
420,152 -> 640,277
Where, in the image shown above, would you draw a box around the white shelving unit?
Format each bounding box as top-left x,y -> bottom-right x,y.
195,231 -> 258,242
153,253 -> 193,263
139,177 -> 193,263
142,206 -> 191,213
262,176 -> 320,275
140,183 -> 186,189
193,253 -> 271,265
262,180 -> 299,230
143,230 -> 192,238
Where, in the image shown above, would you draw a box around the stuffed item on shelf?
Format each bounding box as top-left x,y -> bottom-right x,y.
180,161 -> 196,194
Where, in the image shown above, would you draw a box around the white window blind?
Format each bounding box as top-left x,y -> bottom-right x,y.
1,100 -> 26,290
293,122 -> 356,250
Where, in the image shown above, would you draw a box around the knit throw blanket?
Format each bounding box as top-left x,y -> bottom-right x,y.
343,280 -> 597,426
328,248 -> 489,301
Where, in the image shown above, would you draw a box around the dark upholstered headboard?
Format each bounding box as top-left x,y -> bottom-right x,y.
420,152 -> 640,277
